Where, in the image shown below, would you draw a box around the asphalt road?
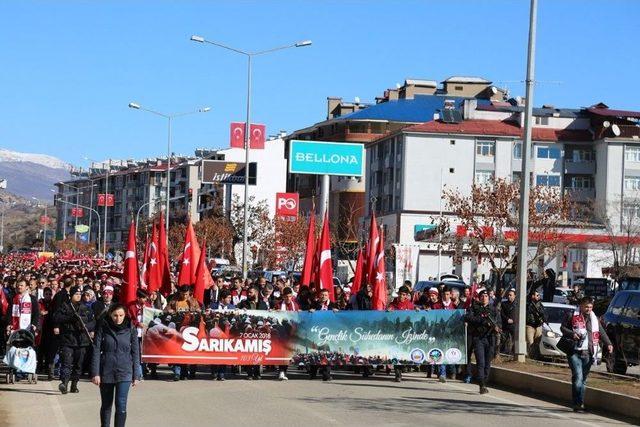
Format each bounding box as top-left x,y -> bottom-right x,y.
0,370 -> 633,427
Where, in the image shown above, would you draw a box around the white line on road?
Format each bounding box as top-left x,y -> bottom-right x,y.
47,384 -> 70,427
446,381 -> 607,427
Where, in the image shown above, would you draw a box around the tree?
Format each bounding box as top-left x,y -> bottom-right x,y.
273,216 -> 310,271
229,194 -> 275,268
437,178 -> 575,291
588,198 -> 640,281
194,215 -> 234,261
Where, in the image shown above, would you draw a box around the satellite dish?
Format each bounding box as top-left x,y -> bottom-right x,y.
396,83 -> 401,89
354,96 -> 360,104
491,86 -> 498,94
612,124 -> 621,136
603,121 -> 611,128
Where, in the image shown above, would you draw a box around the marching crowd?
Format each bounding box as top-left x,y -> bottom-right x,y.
0,254 -> 608,424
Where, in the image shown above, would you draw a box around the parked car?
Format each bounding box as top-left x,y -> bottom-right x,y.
414,280 -> 469,296
534,302 -> 576,360
602,290 -> 640,375
552,287 -> 571,304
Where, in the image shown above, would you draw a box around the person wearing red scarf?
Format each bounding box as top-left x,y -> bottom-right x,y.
8,279 -> 39,334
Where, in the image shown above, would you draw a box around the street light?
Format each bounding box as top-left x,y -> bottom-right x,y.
190,34 -> 311,279
135,195 -> 183,240
32,197 -> 47,252
84,157 -> 111,258
128,102 -> 210,235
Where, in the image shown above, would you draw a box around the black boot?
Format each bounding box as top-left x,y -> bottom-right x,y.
114,411 -> 127,427
100,408 -> 112,427
70,381 -> 79,393
47,364 -> 55,381
58,381 -> 68,394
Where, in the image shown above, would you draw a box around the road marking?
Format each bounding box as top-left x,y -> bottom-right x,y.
446,382 -> 608,427
47,384 -> 70,427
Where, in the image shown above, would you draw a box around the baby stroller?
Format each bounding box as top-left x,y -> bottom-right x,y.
2,329 -> 38,384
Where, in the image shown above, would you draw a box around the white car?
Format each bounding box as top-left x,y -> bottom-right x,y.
536,302 -> 576,359
552,287 -> 571,304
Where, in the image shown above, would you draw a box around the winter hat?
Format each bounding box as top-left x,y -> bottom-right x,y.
428,287 -> 439,295
70,285 -> 82,295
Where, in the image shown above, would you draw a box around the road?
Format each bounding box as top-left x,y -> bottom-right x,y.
0,369 -> 633,427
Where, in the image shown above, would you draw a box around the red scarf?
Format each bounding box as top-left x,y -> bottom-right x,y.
279,299 -> 299,311
11,293 -> 32,331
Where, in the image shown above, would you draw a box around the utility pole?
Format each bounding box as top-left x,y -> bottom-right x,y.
103,160 -> 111,258
514,0 -> 539,363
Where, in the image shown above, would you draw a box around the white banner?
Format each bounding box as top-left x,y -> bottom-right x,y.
393,244 -> 420,291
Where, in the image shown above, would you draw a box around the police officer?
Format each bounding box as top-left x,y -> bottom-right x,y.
526,290 -> 546,357
465,289 -> 501,394
53,285 -> 96,394
500,289 -> 516,355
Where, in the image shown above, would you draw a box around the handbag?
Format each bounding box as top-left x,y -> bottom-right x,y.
557,336 -> 575,355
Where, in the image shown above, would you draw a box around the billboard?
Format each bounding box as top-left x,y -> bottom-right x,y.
275,192 -> 299,219
289,140 -> 364,176
201,161 -> 257,185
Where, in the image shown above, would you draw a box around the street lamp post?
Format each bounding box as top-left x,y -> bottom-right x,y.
32,197 -> 47,252
190,35 -> 311,279
56,198 -> 102,255
58,182 -> 98,249
135,195 -> 183,239
128,103 -> 210,235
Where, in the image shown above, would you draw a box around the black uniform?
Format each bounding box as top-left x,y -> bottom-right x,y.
500,300 -> 516,355
52,300 -> 95,392
465,301 -> 501,390
526,299 -> 545,328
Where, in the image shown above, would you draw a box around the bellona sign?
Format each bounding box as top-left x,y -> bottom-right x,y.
288,140 -> 364,176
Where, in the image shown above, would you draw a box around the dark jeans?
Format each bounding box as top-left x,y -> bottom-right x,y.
473,336 -> 494,386
100,381 -> 131,427
210,365 -> 226,379
568,352 -> 593,406
501,328 -> 515,355
59,346 -> 87,383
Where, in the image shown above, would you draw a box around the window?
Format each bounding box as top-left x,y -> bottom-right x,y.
623,204 -> 640,219
455,85 -> 463,91
535,116 -> 549,125
450,140 -> 456,145
512,171 -> 522,183
608,293 -> 629,316
476,140 -> 495,157
625,146 -> 640,162
449,168 -> 455,173
623,295 -> 640,319
571,150 -> 594,162
475,170 -> 494,184
536,175 -> 560,187
513,142 -> 522,159
624,176 -> 640,191
570,176 -> 593,189
537,146 -> 562,159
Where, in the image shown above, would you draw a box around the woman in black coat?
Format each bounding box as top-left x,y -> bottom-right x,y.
91,304 -> 141,427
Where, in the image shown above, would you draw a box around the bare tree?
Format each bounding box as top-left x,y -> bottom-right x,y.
437,178 -> 576,291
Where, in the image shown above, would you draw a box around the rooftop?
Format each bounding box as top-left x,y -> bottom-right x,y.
402,119 -> 593,142
443,76 -> 492,84
336,94 -> 491,123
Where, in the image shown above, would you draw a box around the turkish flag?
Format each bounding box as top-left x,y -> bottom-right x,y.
300,212 -> 316,286
249,123 -> 266,149
177,218 -> 201,285
230,122 -> 245,149
97,194 -> 115,207
372,227 -> 387,310
317,211 -> 335,302
146,224 -> 161,293
122,221 -> 139,306
193,239 -> 209,305
350,247 -> 364,295
157,213 -> 172,296
366,213 -> 379,287
140,236 -> 150,289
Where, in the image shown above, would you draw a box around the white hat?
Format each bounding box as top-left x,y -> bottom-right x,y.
103,285 -> 114,293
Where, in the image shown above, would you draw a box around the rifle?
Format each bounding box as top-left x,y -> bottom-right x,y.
70,303 -> 94,344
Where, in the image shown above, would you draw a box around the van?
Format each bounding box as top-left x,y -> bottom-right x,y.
602,290 -> 640,374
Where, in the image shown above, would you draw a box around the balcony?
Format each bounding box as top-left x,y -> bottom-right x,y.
564,159 -> 596,175
565,188 -> 595,202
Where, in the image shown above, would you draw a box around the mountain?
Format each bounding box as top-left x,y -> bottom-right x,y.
0,148 -> 72,201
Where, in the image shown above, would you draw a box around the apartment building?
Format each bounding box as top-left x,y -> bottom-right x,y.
285,77 -> 506,254
365,99 -> 640,284
55,134 -> 288,251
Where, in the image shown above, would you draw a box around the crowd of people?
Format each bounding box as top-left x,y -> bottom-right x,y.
0,253 -> 606,420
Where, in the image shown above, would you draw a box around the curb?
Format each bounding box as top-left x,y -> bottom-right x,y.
488,365 -> 640,421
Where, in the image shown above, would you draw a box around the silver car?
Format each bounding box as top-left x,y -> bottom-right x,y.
537,302 -> 576,359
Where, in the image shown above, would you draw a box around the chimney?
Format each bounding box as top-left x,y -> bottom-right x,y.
327,97 -> 342,119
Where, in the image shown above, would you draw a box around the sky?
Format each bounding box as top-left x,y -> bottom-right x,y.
0,0 -> 638,166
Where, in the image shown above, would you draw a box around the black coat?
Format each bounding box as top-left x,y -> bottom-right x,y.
500,300 -> 516,333
465,302 -> 501,338
356,291 -> 372,310
236,299 -> 268,310
526,300 -> 546,327
52,301 -> 96,347
91,318 -> 140,384
92,300 -> 114,324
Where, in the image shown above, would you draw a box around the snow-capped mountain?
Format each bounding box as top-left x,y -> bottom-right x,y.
0,148 -> 70,170
0,148 -> 72,201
